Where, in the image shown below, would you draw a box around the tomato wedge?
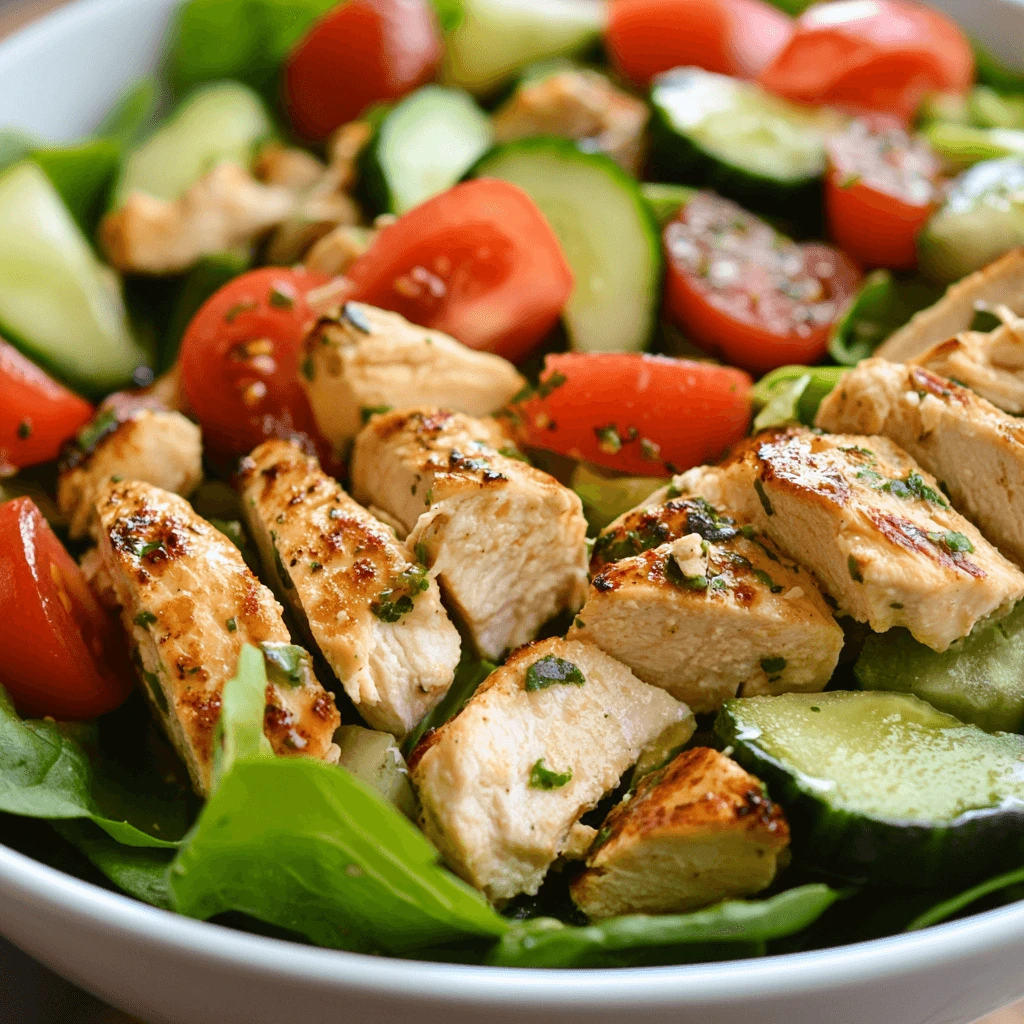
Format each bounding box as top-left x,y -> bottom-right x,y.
179,267 -> 335,466
607,0 -> 794,87
285,0 -> 442,141
0,497 -> 133,719
508,353 -> 753,476
0,339 -> 93,474
664,192 -> 861,376
345,179 -> 574,364
825,119 -> 942,270
759,0 -> 973,121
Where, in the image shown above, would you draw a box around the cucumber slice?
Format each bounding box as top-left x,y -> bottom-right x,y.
650,68 -> 843,215
716,690 -> 1024,887
334,725 -> 418,820
0,162 -> 145,396
918,157 -> 1024,282
442,0 -> 606,96
113,81 -> 273,208
359,86 -> 492,215
855,601 -> 1024,734
570,463 -> 665,532
472,138 -> 661,353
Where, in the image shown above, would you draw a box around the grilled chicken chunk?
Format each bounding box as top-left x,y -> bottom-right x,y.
95,481 -> 340,796
913,322 -> 1024,414
674,427 -> 1024,651
570,748 -> 789,920
570,497 -> 842,712
58,409 -> 202,540
878,249 -> 1024,363
239,439 -> 461,737
817,359 -> 1024,569
351,409 -> 589,659
410,638 -> 687,903
302,304 -> 526,455
493,69 -> 649,175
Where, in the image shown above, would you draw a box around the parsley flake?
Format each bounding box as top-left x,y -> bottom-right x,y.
525,656 -> 586,691
529,759 -> 572,790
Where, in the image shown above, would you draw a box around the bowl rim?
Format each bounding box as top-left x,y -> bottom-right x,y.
4,838 -> 1024,1004
4,0 -> 1024,1005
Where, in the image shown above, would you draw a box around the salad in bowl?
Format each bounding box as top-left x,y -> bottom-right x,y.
5,0 -> 1024,972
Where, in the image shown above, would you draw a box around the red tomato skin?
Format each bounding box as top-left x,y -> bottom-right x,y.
179,268 -> 334,467
666,243 -> 860,376
512,353 -> 753,476
759,0 -> 973,121
0,340 -> 93,473
825,174 -> 932,270
285,0 -> 442,141
0,498 -> 133,720
607,0 -> 793,87
345,179 -> 574,364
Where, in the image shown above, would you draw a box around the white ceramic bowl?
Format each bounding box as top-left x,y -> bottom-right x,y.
4,2 -> 1024,1021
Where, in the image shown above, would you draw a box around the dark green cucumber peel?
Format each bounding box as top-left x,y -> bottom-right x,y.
715,691 -> 1024,888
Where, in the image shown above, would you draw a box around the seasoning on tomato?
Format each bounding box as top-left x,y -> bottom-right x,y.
825,119 -> 942,271
664,192 -> 861,376
759,0 -> 973,122
179,267 -> 335,467
284,0 -> 443,141
0,497 -> 133,719
507,353 -> 753,477
345,179 -> 574,364
0,339 -> 94,475
606,0 -> 794,87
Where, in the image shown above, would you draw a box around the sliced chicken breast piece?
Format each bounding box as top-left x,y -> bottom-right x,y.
58,409 -> 202,540
673,428 -> 1024,651
409,637 -> 687,903
570,748 -> 789,920
913,321 -> 1024,414
302,303 -> 525,455
239,439 -> 461,738
95,481 -> 340,796
571,498 -> 842,711
351,408 -> 589,659
817,359 -> 1024,569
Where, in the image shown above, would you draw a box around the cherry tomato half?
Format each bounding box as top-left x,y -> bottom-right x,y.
345,179 -> 574,364
825,119 -> 943,270
0,497 -> 133,719
664,192 -> 861,376
759,0 -> 973,122
607,0 -> 794,87
0,340 -> 94,474
285,0 -> 442,142
179,268 -> 334,466
509,353 -> 753,476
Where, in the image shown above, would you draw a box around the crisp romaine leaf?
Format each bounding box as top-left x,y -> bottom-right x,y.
402,647 -> 497,756
829,270 -> 942,366
33,140 -> 121,236
752,365 -> 846,430
907,866 -> 1024,932
0,687 -> 185,848
169,645 -> 507,954
53,819 -> 175,909
433,0 -> 464,33
97,77 -> 163,148
974,41 -> 1024,96
489,885 -> 842,968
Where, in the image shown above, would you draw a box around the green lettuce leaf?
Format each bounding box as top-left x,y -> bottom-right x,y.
907,866 -> 1024,932
752,365 -> 846,431
169,645 -> 508,954
489,885 -> 842,968
0,687 -> 186,848
97,77 -> 163,149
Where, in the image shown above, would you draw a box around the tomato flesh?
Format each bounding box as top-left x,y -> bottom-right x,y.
607,0 -> 793,87
664,192 -> 861,376
510,353 -> 753,477
179,268 -> 335,467
825,119 -> 942,270
0,497 -> 133,720
285,0 -> 442,141
345,179 -> 574,364
0,340 -> 93,474
759,0 -> 973,121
